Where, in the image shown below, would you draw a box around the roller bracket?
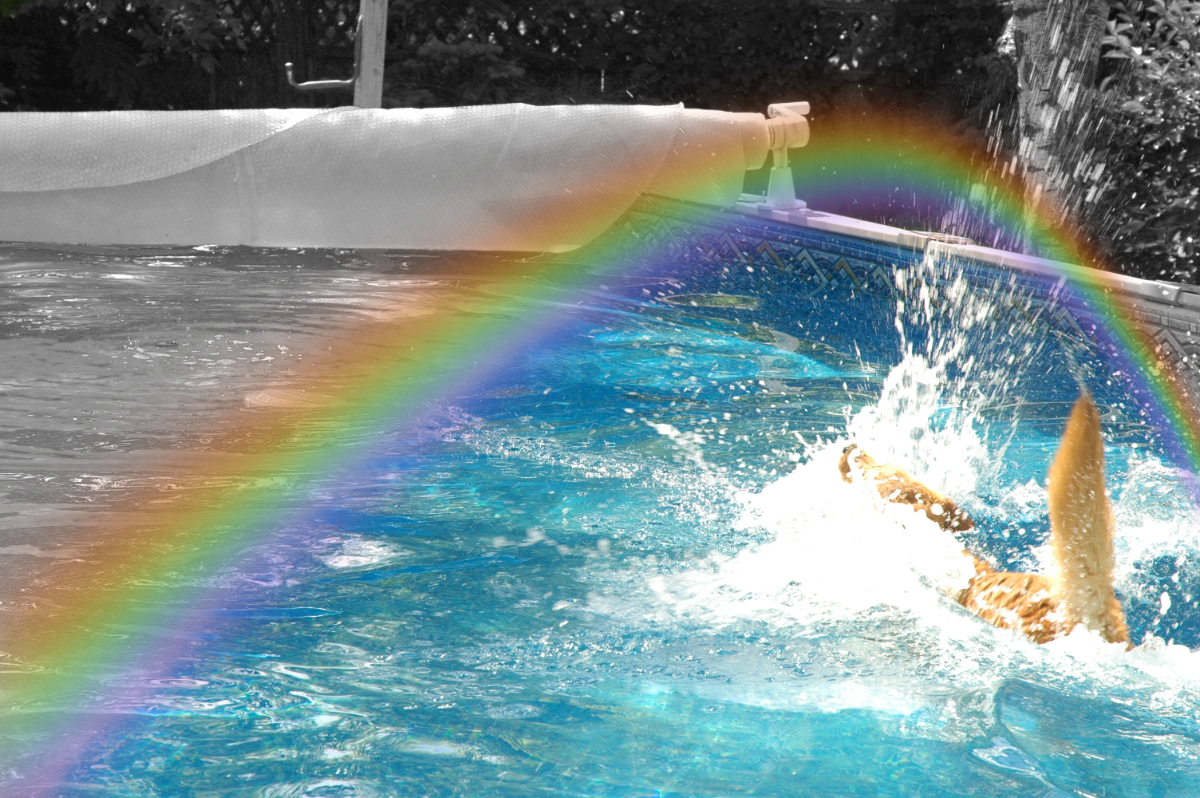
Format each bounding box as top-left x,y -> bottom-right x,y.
763,101 -> 810,209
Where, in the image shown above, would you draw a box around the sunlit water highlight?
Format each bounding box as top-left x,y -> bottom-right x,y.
2,243 -> 1200,795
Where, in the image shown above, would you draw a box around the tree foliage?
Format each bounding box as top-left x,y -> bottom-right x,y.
1101,0 -> 1199,282
0,0 -> 1006,111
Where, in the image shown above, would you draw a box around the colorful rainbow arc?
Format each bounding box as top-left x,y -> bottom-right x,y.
2,110 -> 1197,793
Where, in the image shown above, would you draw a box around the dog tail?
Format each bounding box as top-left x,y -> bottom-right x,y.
1046,394 -> 1129,644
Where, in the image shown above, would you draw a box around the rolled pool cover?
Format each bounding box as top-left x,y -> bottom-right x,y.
0,104 -> 770,251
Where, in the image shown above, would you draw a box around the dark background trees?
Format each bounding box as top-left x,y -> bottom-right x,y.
0,0 -> 1196,284
0,1 -> 1010,114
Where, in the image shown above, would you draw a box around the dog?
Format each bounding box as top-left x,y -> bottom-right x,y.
839,393 -> 1129,646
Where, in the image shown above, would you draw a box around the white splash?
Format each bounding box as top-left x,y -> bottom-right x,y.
629,244 -> 1200,721
634,386 -> 1200,723
845,352 -> 989,501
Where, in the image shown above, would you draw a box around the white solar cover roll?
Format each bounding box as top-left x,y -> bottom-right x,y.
0,104 -> 769,251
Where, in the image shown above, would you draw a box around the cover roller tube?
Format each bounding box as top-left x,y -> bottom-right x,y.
0,104 -> 803,251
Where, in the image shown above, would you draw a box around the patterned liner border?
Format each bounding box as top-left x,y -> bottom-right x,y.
604,194 -> 1200,399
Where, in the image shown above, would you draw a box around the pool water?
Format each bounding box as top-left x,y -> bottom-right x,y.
3,242 -> 1200,796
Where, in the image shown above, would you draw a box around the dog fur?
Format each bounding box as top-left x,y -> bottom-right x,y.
839,394 -> 1129,646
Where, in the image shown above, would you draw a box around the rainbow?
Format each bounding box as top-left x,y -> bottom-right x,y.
2,109 -> 1198,793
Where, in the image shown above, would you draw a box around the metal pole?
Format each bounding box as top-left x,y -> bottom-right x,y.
353,0 -> 388,108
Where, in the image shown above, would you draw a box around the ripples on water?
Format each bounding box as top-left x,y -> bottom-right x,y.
2,243 -> 1200,796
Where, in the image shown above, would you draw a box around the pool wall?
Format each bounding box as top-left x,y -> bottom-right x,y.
600,194 -> 1200,404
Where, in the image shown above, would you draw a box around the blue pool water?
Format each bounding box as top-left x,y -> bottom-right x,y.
3,242 -> 1200,796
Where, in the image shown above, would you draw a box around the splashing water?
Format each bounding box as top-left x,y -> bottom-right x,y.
629,245 -> 1200,741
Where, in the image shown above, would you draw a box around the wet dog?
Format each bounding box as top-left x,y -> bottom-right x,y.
839,394 -> 1129,646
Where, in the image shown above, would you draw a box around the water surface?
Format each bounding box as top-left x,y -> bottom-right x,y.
2,243 -> 1199,796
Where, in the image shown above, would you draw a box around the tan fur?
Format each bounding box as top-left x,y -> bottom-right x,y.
957,570 -> 1064,644
1045,395 -> 1129,644
840,394 -> 1129,646
839,445 -> 974,532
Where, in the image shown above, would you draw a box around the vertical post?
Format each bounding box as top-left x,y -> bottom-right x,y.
354,0 -> 388,108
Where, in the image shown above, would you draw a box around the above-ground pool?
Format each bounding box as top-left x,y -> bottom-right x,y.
3,221 -> 1200,796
